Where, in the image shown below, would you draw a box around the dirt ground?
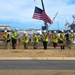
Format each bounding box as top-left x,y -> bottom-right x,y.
0,70 -> 75,75
0,41 -> 75,57
0,49 -> 75,57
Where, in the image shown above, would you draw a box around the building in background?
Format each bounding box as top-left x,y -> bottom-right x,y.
0,25 -> 12,32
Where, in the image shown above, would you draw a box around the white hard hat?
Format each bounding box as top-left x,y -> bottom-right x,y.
15,28 -> 18,30
43,30 -> 46,33
4,30 -> 7,33
24,31 -> 26,34
71,30 -> 73,32
61,30 -> 64,32
54,31 -> 56,33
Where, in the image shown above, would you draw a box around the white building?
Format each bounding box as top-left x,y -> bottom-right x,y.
0,25 -> 12,31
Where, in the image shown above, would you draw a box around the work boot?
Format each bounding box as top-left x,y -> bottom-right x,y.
68,45 -> 71,49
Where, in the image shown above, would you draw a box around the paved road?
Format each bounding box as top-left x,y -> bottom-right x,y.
0,60 -> 75,70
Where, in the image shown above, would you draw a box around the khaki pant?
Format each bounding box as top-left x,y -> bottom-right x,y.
4,41 -> 11,49
33,42 -> 38,49
23,42 -> 28,49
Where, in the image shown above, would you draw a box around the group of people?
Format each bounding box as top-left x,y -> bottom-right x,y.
52,30 -> 74,49
3,29 -> 18,49
3,29 -> 75,50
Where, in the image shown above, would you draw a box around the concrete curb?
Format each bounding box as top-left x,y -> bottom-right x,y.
0,57 -> 75,60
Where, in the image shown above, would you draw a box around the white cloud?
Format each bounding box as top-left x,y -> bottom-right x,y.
0,0 -> 34,22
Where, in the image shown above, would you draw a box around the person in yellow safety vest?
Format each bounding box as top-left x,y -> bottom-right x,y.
52,31 -> 58,49
12,29 -> 18,49
59,30 -> 66,49
68,30 -> 74,49
42,31 -> 48,49
33,33 -> 39,49
23,32 -> 29,49
3,30 -> 10,49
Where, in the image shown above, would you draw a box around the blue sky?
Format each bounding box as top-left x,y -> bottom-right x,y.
0,0 -> 75,30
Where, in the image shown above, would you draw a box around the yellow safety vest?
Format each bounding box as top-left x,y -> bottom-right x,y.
24,39 -> 29,43
23,35 -> 29,43
52,34 -> 58,43
42,34 -> 45,41
45,37 -> 48,42
71,33 -> 74,38
42,34 -> 48,42
60,33 -> 65,41
59,33 -> 66,44
60,38 -> 63,41
69,33 -> 74,41
33,35 -> 38,43
61,33 -> 65,38
69,38 -> 73,41
4,33 -> 10,40
12,32 -> 18,39
4,33 -> 8,39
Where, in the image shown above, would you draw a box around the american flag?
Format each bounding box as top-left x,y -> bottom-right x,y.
32,6 -> 53,24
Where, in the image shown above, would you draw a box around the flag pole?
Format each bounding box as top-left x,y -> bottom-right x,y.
41,0 -> 49,33
41,0 -> 45,11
